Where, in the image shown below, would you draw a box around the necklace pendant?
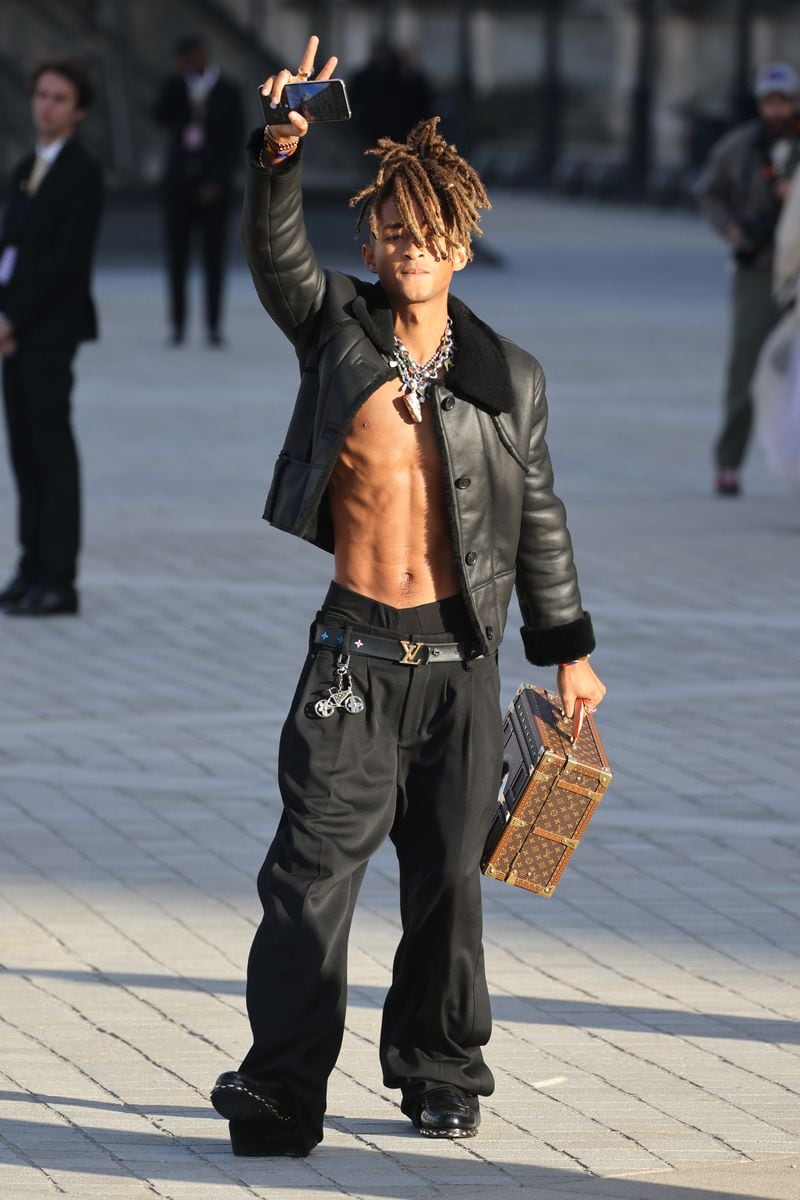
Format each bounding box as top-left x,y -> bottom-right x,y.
391,318 -> 454,425
403,390 -> 423,423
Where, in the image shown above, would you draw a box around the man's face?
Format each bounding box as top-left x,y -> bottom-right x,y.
180,45 -> 208,74
758,92 -> 796,133
362,196 -> 468,306
32,71 -> 84,143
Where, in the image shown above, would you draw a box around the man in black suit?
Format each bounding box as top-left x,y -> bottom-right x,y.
154,35 -> 244,346
351,38 -> 434,146
0,58 -> 104,617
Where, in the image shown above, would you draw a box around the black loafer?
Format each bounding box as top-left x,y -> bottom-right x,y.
5,586 -> 78,617
411,1086 -> 480,1138
0,575 -> 31,609
211,1071 -> 308,1157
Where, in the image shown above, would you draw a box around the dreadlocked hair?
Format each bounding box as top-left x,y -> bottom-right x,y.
349,116 -> 490,262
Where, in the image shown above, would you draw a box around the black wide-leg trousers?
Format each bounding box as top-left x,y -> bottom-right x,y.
240,583 -> 503,1151
2,342 -> 80,589
163,185 -> 230,338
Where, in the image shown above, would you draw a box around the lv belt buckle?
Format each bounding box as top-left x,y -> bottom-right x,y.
399,639 -> 427,666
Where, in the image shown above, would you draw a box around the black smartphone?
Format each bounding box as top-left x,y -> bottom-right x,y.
260,79 -> 351,125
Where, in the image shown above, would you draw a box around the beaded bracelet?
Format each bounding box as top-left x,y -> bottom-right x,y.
259,143 -> 297,167
259,144 -> 298,166
260,125 -> 299,166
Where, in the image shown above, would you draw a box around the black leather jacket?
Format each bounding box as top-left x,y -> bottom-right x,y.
242,136 -> 595,666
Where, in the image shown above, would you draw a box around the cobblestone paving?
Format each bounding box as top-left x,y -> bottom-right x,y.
1,193 -> 799,1199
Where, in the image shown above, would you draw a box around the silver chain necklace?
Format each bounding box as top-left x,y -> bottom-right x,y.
388,319 -> 455,423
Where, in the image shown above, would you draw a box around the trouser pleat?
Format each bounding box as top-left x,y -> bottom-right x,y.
240,584 -> 501,1149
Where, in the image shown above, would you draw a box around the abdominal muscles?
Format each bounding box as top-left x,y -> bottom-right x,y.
327,380 -> 460,607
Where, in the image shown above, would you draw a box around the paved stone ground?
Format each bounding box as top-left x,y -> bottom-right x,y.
1,192 -> 799,1200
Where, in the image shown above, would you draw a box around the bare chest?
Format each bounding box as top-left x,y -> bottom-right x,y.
337,378 -> 441,473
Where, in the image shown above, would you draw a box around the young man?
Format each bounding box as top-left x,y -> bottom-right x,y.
211,37 -> 605,1157
697,62 -> 800,496
153,35 -> 244,346
0,59 -> 103,616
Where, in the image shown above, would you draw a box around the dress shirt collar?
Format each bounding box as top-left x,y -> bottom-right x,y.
184,65 -> 220,102
34,137 -> 69,165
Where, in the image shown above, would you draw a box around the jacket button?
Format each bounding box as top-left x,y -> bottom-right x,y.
441,395 -> 455,411
455,476 -> 471,489
465,551 -> 477,566
486,625 -> 494,639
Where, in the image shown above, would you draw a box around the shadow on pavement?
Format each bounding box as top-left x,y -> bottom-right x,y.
0,1113 -> 777,1199
0,1089 -> 208,1116
5,967 -> 798,1045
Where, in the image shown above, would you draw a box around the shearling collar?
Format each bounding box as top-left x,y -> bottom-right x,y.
348,282 -> 514,415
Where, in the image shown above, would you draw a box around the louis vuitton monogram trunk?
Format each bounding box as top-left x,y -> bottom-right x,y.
481,684 -> 612,896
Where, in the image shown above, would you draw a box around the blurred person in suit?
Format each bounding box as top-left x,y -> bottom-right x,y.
350,38 -> 434,147
697,62 -> 800,496
153,34 -> 244,346
0,58 -> 103,617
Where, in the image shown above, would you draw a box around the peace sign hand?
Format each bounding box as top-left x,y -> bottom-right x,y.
259,35 -> 338,142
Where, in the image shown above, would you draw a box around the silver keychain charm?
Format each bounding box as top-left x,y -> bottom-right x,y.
314,652 -> 365,718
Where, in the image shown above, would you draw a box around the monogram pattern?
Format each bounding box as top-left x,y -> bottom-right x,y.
538,787 -> 588,838
482,684 -> 612,896
513,836 -> 565,888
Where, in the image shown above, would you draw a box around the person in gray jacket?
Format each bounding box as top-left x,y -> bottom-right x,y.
697,62 -> 800,495
210,36 -> 605,1157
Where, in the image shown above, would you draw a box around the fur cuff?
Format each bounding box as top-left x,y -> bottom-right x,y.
520,612 -> 596,667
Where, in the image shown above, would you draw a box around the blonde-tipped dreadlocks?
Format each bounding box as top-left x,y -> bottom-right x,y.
349,117 -> 490,262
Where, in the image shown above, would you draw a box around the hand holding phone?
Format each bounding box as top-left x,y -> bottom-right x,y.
258,34 -> 339,142
261,79 -> 350,126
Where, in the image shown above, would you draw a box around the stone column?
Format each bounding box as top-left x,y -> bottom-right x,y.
540,0 -> 564,177
656,11 -> 695,170
626,0 -> 656,194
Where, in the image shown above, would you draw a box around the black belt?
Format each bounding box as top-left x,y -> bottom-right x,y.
312,623 -> 482,666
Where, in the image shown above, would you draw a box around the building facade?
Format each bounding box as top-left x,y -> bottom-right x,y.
1,1 -> 799,194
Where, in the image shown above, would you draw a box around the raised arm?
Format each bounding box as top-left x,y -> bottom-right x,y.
241,36 -> 337,352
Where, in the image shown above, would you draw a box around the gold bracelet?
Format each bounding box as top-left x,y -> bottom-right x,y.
264,126 -> 299,157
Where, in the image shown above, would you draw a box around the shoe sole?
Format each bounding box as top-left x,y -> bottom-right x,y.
212,1083 -> 308,1157
418,1125 -> 479,1138
6,609 -> 79,617
5,600 -> 79,616
211,1081 -> 294,1124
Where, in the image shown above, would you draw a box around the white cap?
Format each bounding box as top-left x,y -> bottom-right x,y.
754,62 -> 799,99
